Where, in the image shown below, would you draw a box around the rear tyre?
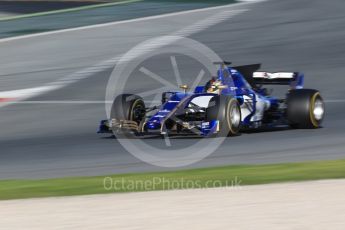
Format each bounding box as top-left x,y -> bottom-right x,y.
111,94 -> 146,136
287,89 -> 325,129
206,95 -> 241,136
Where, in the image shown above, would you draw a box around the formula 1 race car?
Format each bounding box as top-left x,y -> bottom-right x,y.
98,62 -> 325,137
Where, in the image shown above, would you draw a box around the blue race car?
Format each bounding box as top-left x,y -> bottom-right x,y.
98,62 -> 325,137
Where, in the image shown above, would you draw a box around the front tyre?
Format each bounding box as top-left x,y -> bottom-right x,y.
111,94 -> 146,136
206,95 -> 241,136
287,89 -> 325,129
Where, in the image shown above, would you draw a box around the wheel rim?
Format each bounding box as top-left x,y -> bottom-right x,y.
131,101 -> 145,123
313,98 -> 324,121
230,104 -> 241,128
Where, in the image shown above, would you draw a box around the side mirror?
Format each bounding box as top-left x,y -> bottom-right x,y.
162,92 -> 174,104
179,84 -> 189,93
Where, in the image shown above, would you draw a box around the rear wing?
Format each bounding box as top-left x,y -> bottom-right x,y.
232,64 -> 304,89
253,72 -> 304,89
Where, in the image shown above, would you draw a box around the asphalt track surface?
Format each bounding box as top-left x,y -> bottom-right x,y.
0,0 -> 226,38
1,0 -> 345,179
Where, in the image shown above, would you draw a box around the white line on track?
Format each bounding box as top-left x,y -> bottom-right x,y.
0,101 -> 112,104
0,0 -> 264,108
324,99 -> 345,103
1,99 -> 344,105
0,0 -> 262,44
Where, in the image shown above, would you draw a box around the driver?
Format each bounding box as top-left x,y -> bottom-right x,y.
204,76 -> 216,92
204,76 -> 224,94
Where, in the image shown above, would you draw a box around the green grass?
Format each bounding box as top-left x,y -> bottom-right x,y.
1,159 -> 345,200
